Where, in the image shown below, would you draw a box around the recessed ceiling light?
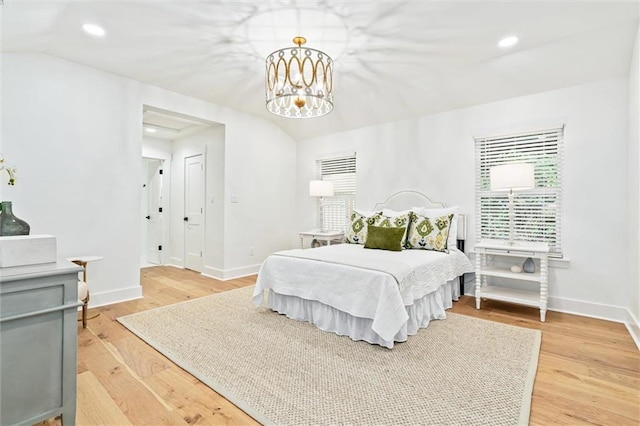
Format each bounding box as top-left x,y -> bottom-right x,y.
498,36 -> 519,49
82,23 -> 105,37
144,127 -> 157,133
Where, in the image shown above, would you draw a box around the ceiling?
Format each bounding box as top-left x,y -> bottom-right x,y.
3,1 -> 639,141
143,108 -> 216,140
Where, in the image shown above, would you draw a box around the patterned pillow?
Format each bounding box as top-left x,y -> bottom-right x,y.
373,213 -> 411,248
417,206 -> 459,250
406,212 -> 454,253
345,211 -> 382,244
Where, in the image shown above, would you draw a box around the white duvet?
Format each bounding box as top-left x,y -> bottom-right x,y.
252,244 -> 474,342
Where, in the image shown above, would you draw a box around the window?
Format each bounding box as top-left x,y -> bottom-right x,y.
316,154 -> 356,233
475,127 -> 563,257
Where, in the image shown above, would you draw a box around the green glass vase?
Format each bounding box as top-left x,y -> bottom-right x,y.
0,201 -> 30,236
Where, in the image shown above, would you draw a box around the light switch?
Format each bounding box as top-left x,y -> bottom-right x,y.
230,195 -> 239,203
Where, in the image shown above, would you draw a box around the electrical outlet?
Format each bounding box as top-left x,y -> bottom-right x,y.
249,247 -> 254,256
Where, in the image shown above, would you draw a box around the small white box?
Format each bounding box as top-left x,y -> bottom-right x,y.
0,234 -> 57,268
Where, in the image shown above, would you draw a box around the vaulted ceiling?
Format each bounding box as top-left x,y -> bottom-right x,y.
3,1 -> 639,141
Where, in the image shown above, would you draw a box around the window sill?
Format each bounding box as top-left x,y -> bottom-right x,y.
549,257 -> 570,269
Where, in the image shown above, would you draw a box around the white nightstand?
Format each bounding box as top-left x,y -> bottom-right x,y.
474,239 -> 550,322
299,231 -> 344,249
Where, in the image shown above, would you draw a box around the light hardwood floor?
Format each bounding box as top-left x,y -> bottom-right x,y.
69,266 -> 638,425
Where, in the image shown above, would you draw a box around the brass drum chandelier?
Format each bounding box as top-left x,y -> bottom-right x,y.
265,36 -> 334,118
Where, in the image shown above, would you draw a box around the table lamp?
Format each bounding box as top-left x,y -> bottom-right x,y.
309,180 -> 334,232
490,163 -> 535,245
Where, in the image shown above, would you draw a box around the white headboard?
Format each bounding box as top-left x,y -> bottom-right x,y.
371,190 -> 446,211
370,190 -> 467,242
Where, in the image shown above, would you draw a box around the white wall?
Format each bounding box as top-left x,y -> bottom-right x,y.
297,78 -> 630,321
222,121 -> 297,276
3,54 -> 144,305
3,53 -> 296,306
204,126 -> 226,274
142,137 -> 173,161
627,24 -> 640,347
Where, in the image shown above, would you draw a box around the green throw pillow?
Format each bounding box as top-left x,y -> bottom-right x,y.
364,225 -> 405,251
374,213 -> 411,247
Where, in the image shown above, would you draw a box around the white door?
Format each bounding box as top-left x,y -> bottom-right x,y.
184,154 -> 204,272
146,159 -> 163,265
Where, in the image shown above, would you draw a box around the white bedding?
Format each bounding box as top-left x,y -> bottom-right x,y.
252,244 -> 474,345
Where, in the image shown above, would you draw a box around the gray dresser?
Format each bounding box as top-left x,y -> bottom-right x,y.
0,260 -> 82,426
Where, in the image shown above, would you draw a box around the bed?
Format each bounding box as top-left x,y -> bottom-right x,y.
252,191 -> 474,348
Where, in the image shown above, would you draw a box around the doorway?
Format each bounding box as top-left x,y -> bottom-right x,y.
141,158 -> 164,267
141,105 -> 225,274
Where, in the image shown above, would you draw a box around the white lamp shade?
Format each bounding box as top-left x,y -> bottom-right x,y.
309,180 -> 334,197
490,163 -> 535,191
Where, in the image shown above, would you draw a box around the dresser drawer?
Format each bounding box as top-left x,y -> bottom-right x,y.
482,248 -> 536,257
0,275 -> 76,320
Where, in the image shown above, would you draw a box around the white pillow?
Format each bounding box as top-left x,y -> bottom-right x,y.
415,206 -> 459,250
354,208 -> 380,218
381,208 -> 414,217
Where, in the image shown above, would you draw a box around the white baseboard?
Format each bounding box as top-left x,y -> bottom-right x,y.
547,295 -> 629,323
202,265 -> 223,280
165,264 -> 259,282
625,309 -> 640,351
89,285 -> 143,308
169,257 -> 183,267
167,263 -> 185,270
201,264 -> 261,281
462,287 -> 631,325
222,264 -> 261,280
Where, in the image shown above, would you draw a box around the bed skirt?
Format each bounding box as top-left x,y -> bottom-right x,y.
266,278 -> 460,349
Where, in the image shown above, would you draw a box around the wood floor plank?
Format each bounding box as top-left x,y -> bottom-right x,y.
106,335 -> 174,379
588,363 -> 640,389
83,352 -> 185,425
535,366 -> 639,418
145,367 -> 259,425
77,371 -> 133,426
159,277 -> 218,297
542,332 -> 640,376
76,266 -> 639,425
79,323 -> 185,425
530,389 -> 638,426
81,310 -> 137,342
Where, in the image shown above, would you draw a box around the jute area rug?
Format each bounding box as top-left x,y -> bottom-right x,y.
118,286 -> 541,426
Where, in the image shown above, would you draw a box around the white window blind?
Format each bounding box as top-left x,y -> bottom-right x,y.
316,155 -> 356,233
475,127 -> 564,257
